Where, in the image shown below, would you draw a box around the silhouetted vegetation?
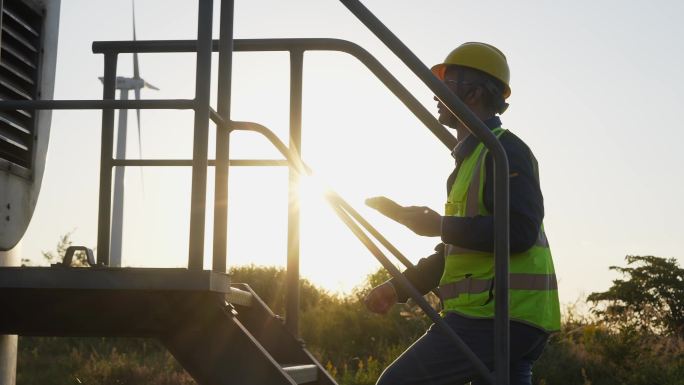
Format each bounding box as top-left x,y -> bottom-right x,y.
587,255 -> 684,337
535,256 -> 684,385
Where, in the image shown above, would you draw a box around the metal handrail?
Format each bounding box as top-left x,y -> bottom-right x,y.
221,112 -> 417,271
0,99 -> 195,110
91,38 -> 457,150
214,118 -> 422,272
339,1 -> 510,383
223,118 -> 495,384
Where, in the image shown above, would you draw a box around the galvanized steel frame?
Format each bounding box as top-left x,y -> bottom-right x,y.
0,1 -> 510,383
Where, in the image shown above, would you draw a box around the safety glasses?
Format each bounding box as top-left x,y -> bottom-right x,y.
430,65 -> 446,80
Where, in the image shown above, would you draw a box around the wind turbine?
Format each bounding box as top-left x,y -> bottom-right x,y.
102,0 -> 159,267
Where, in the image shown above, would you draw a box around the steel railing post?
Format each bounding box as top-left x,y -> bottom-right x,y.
285,49 -> 304,337
96,53 -> 118,266
212,0 -> 235,273
188,0 -> 214,270
493,158 -> 511,385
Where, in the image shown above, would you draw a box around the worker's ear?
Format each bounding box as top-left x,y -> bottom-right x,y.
464,86 -> 482,106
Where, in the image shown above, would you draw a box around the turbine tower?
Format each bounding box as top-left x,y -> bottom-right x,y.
106,0 -> 159,267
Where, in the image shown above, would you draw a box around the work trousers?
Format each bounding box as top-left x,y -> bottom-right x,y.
376,313 -> 548,385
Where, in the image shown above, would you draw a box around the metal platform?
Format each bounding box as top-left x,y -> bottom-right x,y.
0,267 -> 230,337
0,267 -> 335,384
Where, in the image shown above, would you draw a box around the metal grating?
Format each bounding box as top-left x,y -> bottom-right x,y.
0,0 -> 43,172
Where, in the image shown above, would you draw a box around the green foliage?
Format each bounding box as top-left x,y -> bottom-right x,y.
587,255 -> 684,336
229,264 -> 334,315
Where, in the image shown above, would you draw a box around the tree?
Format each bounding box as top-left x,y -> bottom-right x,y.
587,255 -> 684,336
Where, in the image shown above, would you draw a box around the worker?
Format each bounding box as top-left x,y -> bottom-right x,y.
364,42 -> 560,385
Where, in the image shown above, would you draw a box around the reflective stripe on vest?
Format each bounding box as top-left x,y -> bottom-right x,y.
445,228 -> 549,255
438,273 -> 558,300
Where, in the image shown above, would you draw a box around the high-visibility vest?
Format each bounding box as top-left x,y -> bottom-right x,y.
440,127 -> 561,332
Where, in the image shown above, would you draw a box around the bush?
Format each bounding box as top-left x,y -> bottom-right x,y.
534,322 -> 684,385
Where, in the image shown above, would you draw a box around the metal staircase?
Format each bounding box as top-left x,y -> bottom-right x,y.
0,0 -> 514,384
0,266 -> 334,385
164,283 -> 335,385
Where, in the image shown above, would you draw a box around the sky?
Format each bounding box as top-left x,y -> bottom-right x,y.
18,0 -> 684,308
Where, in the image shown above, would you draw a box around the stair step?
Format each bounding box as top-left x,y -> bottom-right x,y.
282,364 -> 318,384
225,286 -> 254,307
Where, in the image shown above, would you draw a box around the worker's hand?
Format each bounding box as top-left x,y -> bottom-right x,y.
366,196 -> 442,237
364,281 -> 398,315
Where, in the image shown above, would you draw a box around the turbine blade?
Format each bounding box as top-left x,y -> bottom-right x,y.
133,0 -> 146,200
132,0 -> 137,41
134,87 -> 142,158
144,81 -> 160,91
132,0 -> 140,79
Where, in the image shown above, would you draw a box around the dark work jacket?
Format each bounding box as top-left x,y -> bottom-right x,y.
392,117 -> 545,302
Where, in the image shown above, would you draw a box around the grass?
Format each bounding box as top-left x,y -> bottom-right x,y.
17,337 -> 193,385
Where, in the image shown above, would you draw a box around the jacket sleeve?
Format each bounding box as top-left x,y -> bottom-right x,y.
440,133 -> 544,253
389,244 -> 444,303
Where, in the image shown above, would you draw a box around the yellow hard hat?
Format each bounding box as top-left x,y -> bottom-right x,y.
431,42 -> 511,99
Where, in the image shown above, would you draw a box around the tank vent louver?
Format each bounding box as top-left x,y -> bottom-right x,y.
0,0 -> 43,172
